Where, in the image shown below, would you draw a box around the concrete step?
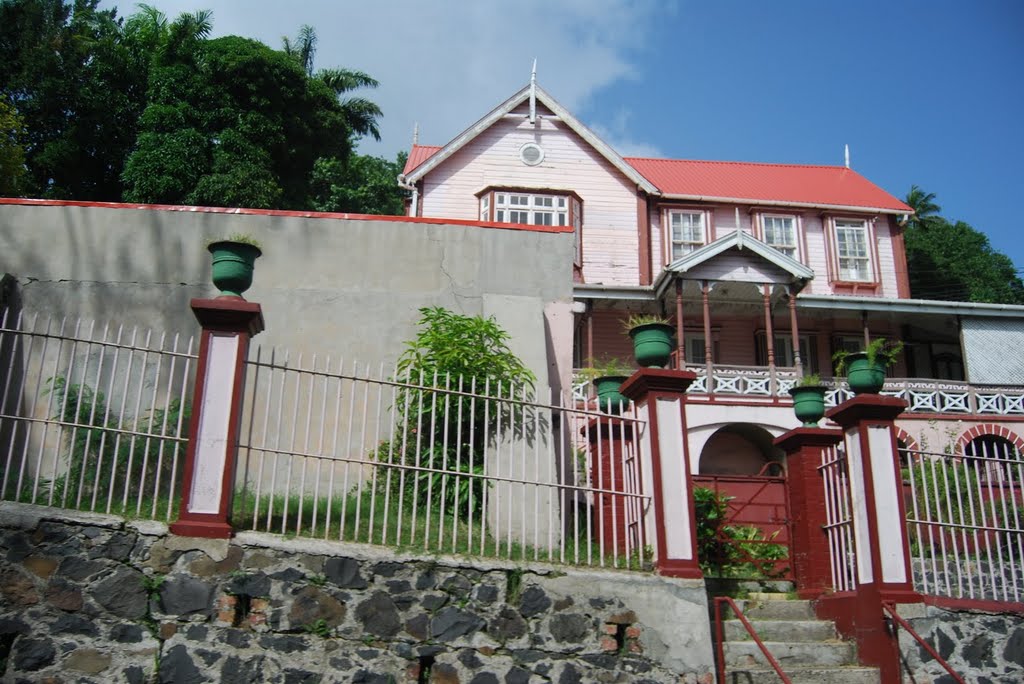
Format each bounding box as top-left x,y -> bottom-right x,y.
723,640 -> 858,668
722,666 -> 881,684
723,618 -> 836,643
728,598 -> 817,620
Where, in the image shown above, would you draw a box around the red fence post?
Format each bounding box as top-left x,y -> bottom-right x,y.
169,298 -> 264,539
585,419 -> 633,555
826,394 -> 921,682
774,427 -> 843,599
620,368 -> 702,579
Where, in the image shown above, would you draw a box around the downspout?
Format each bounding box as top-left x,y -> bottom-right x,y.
397,173 -> 418,217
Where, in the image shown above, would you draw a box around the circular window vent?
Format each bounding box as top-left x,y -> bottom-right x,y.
519,143 -> 545,166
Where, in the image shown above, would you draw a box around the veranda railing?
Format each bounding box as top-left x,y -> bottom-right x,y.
0,308 -> 196,520
234,346 -> 651,569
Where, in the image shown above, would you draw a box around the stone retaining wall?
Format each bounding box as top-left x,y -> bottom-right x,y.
0,503 -> 715,683
896,602 -> 1024,683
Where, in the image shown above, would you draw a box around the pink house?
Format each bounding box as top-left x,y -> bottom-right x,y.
399,81 -> 1024,478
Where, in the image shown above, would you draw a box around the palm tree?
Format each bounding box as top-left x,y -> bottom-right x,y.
283,25 -> 382,141
904,185 -> 942,232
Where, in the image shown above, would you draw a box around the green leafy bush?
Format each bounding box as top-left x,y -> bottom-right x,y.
692,486 -> 788,578
375,307 -> 537,518
45,376 -> 189,509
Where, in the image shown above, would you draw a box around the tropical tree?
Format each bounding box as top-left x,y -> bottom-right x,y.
282,25 -> 382,141
311,151 -> 408,215
902,186 -> 1024,304
0,99 -> 27,195
904,185 -> 942,232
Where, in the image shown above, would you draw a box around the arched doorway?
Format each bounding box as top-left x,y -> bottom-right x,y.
698,423 -> 783,475
693,424 -> 789,578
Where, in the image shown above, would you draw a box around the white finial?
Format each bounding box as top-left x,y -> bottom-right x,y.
412,122 -> 419,146
844,144 -> 850,168
529,59 -> 537,124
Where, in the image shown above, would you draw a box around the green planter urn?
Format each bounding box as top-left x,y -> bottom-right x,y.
845,352 -> 886,394
594,375 -> 629,414
208,240 -> 262,298
789,385 -> 827,426
628,323 -> 675,368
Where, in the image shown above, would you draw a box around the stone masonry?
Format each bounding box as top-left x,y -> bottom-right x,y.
0,503 -> 715,683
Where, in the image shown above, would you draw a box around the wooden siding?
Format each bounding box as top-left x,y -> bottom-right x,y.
419,102 -> 642,286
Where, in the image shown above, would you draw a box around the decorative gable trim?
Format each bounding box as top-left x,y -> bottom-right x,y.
665,229 -> 815,280
400,84 -> 660,195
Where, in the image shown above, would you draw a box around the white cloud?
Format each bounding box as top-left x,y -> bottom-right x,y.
102,0 -> 673,158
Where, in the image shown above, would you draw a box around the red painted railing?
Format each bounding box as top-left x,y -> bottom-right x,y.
883,603 -> 965,684
712,596 -> 792,684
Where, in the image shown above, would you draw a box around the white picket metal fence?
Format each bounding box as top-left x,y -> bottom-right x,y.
903,443 -> 1024,603
0,309 -> 196,519
819,443 -> 857,593
235,346 -> 651,569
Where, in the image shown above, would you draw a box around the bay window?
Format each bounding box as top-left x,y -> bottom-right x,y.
478,188 -> 583,264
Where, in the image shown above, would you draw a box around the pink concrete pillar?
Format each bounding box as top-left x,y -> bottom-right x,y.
170,298 -> 264,539
620,368 -> 702,579
825,394 -> 920,682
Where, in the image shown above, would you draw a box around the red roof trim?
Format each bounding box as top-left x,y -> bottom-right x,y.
0,198 -> 573,235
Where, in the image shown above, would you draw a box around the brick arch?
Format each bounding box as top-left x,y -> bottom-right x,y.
894,428 -> 918,453
957,424 -> 1024,453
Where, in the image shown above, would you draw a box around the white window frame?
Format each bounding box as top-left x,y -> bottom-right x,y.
761,214 -> 799,259
666,210 -> 708,262
479,189 -> 582,264
832,218 -> 874,282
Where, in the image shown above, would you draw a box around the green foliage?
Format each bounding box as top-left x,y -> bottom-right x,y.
579,357 -> 632,380
210,233 -> 263,249
903,186 -> 1024,304
373,308 -> 537,520
902,459 -> 985,530
310,152 -> 408,215
692,486 -> 788,578
45,375 -> 189,510
0,100 -> 26,195
1,3 -> 385,210
622,313 -> 671,331
796,373 -> 822,387
832,338 -> 903,374
302,619 -> 332,638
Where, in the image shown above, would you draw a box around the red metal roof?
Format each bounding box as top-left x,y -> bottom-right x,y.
625,157 -> 911,212
403,144 -> 911,213
403,145 -> 442,175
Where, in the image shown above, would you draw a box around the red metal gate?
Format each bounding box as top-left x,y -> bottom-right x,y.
693,464 -> 791,578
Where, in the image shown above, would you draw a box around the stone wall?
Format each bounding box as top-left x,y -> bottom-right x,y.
0,503 -> 716,683
896,602 -> 1024,683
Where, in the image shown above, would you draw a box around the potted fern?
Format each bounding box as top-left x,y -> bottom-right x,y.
788,373 -> 827,426
582,358 -> 633,414
207,234 -> 262,298
832,338 -> 903,395
624,314 -> 675,369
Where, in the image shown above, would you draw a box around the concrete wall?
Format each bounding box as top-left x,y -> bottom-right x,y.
0,502 -> 716,683
0,201 -> 575,393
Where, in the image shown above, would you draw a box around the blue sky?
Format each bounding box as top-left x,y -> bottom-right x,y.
101,0 -> 1024,270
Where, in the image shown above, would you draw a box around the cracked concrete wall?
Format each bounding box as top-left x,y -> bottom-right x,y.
0,204 -> 574,390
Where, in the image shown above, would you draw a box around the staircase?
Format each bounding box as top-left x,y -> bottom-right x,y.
718,592 -> 880,684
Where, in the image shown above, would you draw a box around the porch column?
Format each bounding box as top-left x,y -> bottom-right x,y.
585,302 -> 594,369
701,281 -> 713,390
788,287 -> 803,376
862,311 -> 870,348
621,368 -> 701,578
170,298 -> 264,538
774,427 -> 843,599
674,279 -> 684,371
825,394 -> 920,682
762,284 -> 777,395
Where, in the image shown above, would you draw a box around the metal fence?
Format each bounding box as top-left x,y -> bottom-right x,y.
234,346 -> 650,568
902,444 -> 1024,603
0,308 -> 196,520
819,443 -> 857,593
